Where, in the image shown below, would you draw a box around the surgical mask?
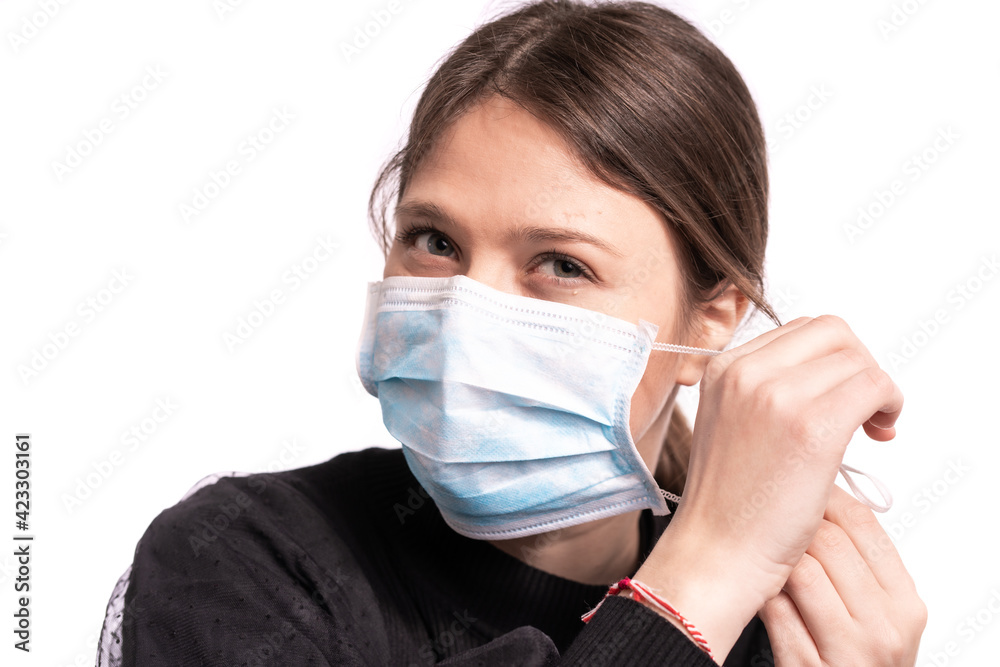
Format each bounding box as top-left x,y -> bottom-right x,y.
356,274 -> 892,540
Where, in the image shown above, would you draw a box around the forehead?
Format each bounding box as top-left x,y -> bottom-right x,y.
401,96 -> 671,249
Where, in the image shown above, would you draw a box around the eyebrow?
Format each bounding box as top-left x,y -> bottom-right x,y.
394,200 -> 625,258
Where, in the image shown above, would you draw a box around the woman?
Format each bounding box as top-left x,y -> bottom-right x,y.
99,1 -> 926,664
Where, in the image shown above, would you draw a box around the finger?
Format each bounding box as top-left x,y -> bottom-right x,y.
732,314 -> 879,376
805,517 -> 885,619
781,552 -> 852,657
757,591 -> 820,666
862,417 -> 898,441
725,314 -> 904,439
756,346 -> 874,405
824,485 -> 920,598
813,365 -> 904,441
718,315 -> 813,361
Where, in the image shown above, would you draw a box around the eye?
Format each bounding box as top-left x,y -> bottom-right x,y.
534,252 -> 594,283
415,231 -> 455,257
396,226 -> 457,257
543,257 -> 583,279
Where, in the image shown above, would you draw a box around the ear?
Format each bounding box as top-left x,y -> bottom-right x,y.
675,284 -> 749,386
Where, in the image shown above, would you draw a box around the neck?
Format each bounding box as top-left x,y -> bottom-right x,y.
489,510 -> 643,585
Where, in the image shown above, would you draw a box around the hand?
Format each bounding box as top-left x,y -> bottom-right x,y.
635,315 -> 904,661
675,315 -> 904,600
758,486 -> 927,666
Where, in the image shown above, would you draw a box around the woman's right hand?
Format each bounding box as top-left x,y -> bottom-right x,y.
634,315 -> 904,661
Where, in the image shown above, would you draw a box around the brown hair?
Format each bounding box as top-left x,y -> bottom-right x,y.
367,0 -> 778,496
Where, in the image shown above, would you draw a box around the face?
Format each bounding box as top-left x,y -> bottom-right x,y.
384,95 -> 724,471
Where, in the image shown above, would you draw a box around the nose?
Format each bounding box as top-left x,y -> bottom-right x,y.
462,255 -> 523,297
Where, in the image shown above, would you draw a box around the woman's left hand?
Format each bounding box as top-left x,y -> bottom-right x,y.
757,485 -> 927,666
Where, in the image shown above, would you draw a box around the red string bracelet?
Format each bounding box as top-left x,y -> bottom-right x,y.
581,576 -> 714,661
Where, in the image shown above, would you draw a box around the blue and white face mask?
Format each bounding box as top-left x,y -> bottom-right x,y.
356,274 -> 892,541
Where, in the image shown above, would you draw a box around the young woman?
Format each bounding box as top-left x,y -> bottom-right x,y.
98,1 -> 926,664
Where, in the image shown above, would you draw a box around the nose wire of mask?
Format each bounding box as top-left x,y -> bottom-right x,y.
652,345 -> 895,513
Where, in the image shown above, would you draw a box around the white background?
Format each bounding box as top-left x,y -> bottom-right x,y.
1,0 -> 997,665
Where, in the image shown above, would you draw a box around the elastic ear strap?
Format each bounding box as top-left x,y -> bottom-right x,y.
838,463 -> 893,512
650,342 -> 721,356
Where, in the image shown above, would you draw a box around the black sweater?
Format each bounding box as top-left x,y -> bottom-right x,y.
98,447 -> 772,666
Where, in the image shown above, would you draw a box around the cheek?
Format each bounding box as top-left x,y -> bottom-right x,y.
628,352 -> 680,446
383,243 -> 408,278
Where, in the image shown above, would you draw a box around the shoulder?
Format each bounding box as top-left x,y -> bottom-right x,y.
138,445 -> 405,560
106,447 -> 406,665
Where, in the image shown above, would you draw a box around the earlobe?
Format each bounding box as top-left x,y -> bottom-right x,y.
675,285 -> 748,386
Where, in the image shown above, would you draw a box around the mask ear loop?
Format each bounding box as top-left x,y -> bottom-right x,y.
651,342 -> 721,355
838,463 -> 893,512
659,489 -> 682,515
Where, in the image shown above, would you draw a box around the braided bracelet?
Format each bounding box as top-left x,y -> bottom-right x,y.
581,576 -> 714,660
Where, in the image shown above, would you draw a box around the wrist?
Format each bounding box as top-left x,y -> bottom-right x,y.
633,517 -> 774,661
614,582 -> 716,662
